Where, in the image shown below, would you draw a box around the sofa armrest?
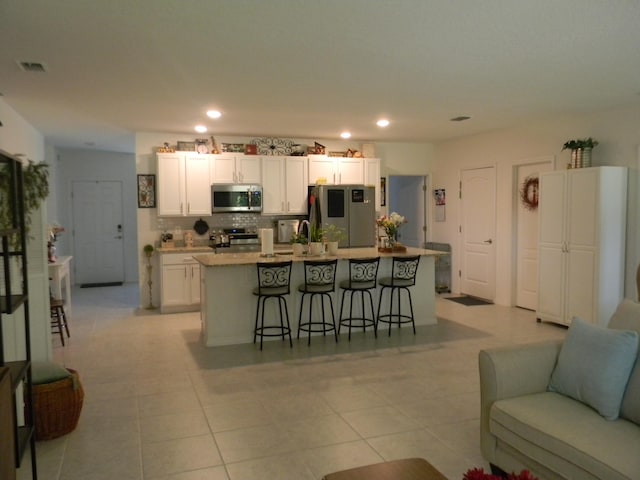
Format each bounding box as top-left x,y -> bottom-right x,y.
479,340 -> 562,462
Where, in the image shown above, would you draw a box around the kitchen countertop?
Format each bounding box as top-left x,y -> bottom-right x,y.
157,245 -> 214,253
193,247 -> 445,267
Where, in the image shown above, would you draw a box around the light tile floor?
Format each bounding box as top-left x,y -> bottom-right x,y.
18,285 -> 566,480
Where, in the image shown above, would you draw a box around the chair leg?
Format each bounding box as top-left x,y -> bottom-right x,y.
406,287 -> 416,334
282,297 -> 292,347
338,290 -> 346,335
51,307 -> 65,346
254,297 -> 261,344
367,290 -> 377,338
61,306 -> 70,338
328,293 -> 338,342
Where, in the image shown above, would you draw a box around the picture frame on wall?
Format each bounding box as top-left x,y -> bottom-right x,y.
137,174 -> 156,208
380,177 -> 386,206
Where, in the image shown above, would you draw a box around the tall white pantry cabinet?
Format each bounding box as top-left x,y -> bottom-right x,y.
536,166 -> 627,327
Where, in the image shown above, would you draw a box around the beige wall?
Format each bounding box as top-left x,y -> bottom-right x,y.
432,103 -> 640,305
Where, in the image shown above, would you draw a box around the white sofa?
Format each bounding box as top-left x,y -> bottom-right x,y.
479,300 -> 640,480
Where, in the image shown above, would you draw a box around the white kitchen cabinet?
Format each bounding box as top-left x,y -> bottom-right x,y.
308,155 -> 364,185
537,166 -> 627,327
157,153 -> 211,216
364,157 -> 381,210
160,253 -> 201,312
211,154 -> 261,184
262,156 -> 309,214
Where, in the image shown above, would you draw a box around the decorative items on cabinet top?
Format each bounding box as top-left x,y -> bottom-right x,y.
155,138 -> 376,157
562,137 -> 599,169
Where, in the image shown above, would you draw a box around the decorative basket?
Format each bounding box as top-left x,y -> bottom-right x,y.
33,368 -> 84,441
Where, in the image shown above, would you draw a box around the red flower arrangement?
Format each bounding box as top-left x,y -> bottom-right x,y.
463,468 -> 538,480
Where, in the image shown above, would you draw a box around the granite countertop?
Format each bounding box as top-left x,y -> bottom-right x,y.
193,247 -> 445,267
157,245 -> 214,254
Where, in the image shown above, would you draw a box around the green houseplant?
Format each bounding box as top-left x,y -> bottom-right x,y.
0,160 -> 50,246
322,224 -> 345,255
562,137 -> 598,168
289,232 -> 307,256
308,224 -> 323,255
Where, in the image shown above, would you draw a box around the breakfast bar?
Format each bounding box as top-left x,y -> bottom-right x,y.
193,247 -> 443,347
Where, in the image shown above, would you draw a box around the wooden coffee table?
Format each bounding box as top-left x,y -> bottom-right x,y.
322,457 -> 447,480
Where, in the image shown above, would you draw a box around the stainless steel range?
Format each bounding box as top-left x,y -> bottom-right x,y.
209,227 -> 260,253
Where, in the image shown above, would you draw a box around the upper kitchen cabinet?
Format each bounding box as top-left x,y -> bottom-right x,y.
262,156 -> 309,215
211,154 -> 261,184
157,153 -> 211,216
308,155 -> 364,185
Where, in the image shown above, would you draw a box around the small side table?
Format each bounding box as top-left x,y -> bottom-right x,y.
323,458 -> 447,480
48,256 -> 73,319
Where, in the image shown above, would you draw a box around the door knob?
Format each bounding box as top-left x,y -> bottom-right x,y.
483,239 -> 493,244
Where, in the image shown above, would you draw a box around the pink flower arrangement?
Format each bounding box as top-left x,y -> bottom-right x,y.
463,468 -> 539,480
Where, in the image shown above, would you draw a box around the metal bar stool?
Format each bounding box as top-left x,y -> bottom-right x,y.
376,255 -> 420,336
253,261 -> 293,350
50,298 -> 70,346
338,257 -> 380,340
297,258 -> 338,345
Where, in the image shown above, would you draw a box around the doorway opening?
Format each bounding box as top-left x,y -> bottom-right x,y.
388,175 -> 428,248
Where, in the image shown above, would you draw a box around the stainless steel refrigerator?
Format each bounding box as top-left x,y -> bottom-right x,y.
309,185 -> 376,247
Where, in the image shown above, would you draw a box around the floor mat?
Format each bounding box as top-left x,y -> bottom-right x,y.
447,295 -> 493,306
80,282 -> 123,288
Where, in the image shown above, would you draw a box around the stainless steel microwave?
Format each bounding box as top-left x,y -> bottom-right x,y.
211,184 -> 262,213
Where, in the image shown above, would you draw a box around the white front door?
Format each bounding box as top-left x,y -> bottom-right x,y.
516,161 -> 552,310
72,181 -> 125,285
460,166 -> 496,300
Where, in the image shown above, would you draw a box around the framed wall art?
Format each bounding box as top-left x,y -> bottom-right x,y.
137,174 -> 156,208
380,177 -> 386,206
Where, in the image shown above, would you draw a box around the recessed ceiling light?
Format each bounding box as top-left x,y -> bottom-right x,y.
376,119 -> 390,127
206,110 -> 222,119
195,125 -> 207,133
340,131 -> 351,139
450,116 -> 471,122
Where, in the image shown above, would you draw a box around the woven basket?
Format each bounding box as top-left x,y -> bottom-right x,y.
33,368 -> 84,441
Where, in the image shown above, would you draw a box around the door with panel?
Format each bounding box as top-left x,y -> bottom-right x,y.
460,166 -> 496,300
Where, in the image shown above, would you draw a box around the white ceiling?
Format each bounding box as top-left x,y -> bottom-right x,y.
1,1 -> 640,153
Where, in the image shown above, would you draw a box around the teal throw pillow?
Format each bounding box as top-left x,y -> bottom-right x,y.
548,317 -> 638,420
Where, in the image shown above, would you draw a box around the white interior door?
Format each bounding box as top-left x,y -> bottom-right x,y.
516,162 -> 552,309
460,167 -> 496,300
72,181 -> 125,285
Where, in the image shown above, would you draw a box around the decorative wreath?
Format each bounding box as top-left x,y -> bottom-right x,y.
520,175 -> 539,211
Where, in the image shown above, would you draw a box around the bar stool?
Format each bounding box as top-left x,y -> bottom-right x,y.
297,259 -> 338,345
338,257 -> 380,340
50,298 -> 70,346
376,255 -> 420,336
253,261 -> 293,350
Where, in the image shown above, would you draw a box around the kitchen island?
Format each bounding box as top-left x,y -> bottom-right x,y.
193,247 -> 444,347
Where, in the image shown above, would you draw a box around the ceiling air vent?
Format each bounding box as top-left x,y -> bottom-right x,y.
17,61 -> 48,72
450,116 -> 471,122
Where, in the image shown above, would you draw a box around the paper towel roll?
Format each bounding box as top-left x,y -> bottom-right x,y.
260,228 -> 274,256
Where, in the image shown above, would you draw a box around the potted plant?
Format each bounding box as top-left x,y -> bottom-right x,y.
308,224 -> 324,256
0,160 -> 49,246
289,232 -> 307,256
143,244 -> 155,309
322,224 -> 345,255
562,137 -> 598,168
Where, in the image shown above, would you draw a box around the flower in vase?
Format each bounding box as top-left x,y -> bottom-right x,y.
376,212 -> 407,243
